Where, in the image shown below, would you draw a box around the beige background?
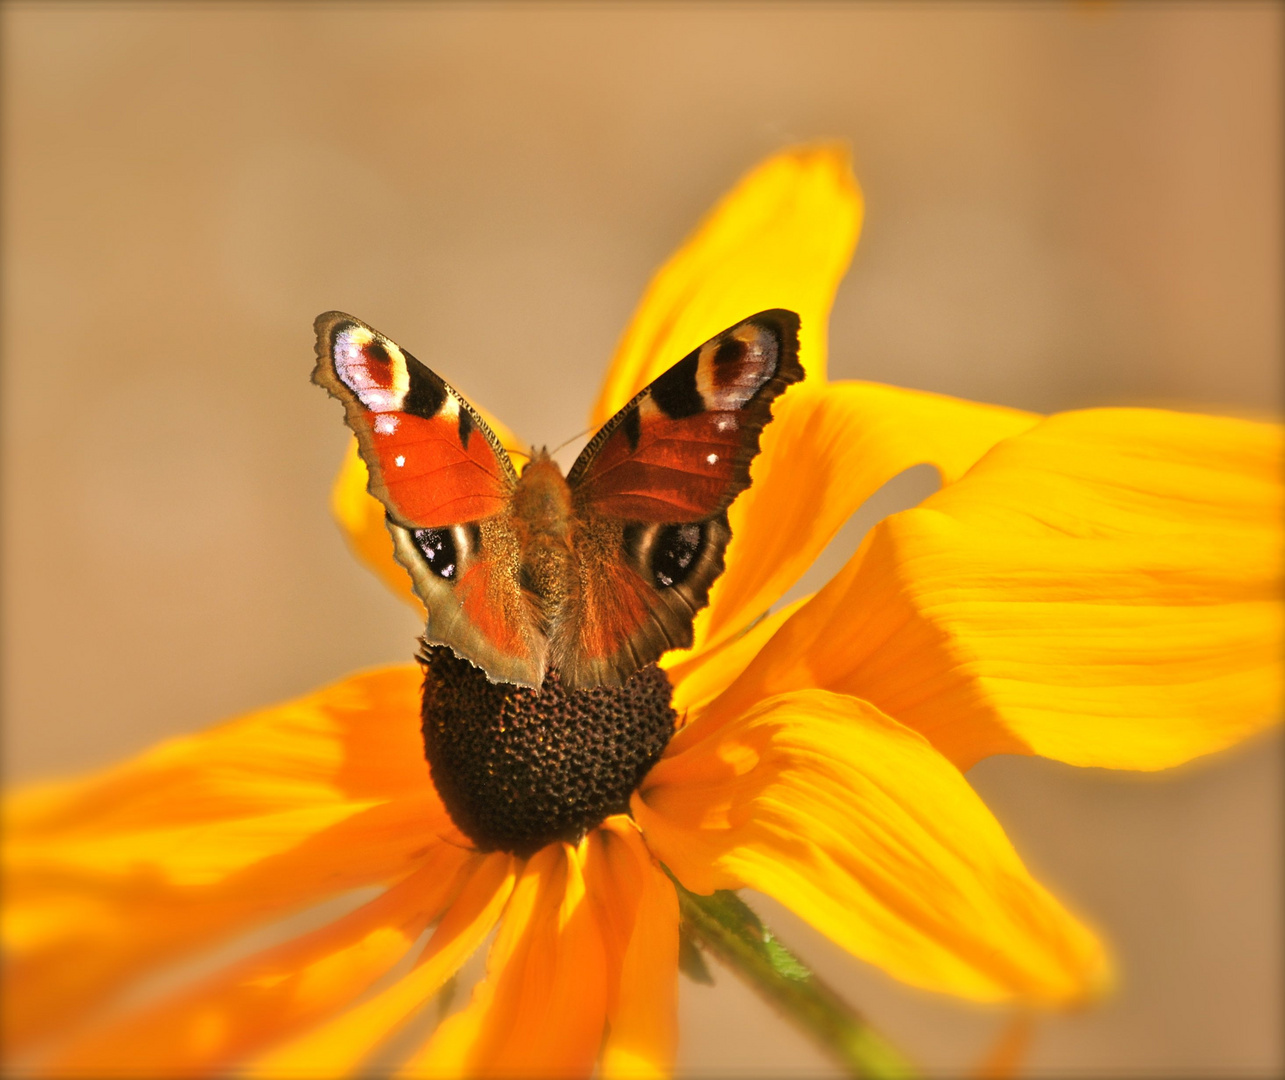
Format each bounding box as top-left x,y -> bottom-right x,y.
2,3 -> 1280,1076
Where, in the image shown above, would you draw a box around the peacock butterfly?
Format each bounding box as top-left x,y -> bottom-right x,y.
313,309 -> 803,691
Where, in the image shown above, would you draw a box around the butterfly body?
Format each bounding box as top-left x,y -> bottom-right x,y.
507,451 -> 576,632
315,309 -> 802,691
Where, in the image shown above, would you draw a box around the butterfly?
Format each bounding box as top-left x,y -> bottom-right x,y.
313,309 -> 803,691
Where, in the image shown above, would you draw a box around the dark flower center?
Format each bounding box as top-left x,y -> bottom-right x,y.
419,646 -> 676,857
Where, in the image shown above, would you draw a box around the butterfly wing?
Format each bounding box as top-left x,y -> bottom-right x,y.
557,309 -> 803,689
313,312 -> 546,687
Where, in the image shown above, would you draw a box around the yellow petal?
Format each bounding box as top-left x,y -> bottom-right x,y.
9,802 -> 387,891
590,145 -> 862,428
6,663 -> 442,901
635,690 -> 1110,1006
42,844 -> 477,1076
332,398 -> 526,606
586,818 -> 679,1080
403,842 -> 608,1078
8,665 -> 431,837
708,409 -> 1284,770
663,597 -> 810,718
4,792 -> 448,1059
249,853 -> 516,1078
3,668 -> 448,1052
685,381 -> 1038,656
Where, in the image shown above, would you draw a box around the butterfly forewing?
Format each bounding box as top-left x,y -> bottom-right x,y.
313,312 -> 546,687
556,309 -> 803,689
313,313 -> 517,527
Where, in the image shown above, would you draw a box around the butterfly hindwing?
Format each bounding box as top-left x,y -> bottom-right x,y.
551,513 -> 733,690
313,312 -> 546,687
555,309 -> 803,689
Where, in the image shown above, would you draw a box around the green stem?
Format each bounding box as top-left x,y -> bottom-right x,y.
673,879 -> 919,1080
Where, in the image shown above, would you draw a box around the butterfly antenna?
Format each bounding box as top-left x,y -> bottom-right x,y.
551,428 -> 591,456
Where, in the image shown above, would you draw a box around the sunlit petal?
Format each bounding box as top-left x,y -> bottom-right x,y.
663,598 -> 810,718
3,668 -> 445,1052
587,818 -> 679,1080
590,145 -> 862,427
8,665 -> 430,835
402,843 -> 608,1078
685,381 -> 1038,655
705,409 -> 1284,769
636,690 -> 1110,1005
41,844 -> 477,1076
249,853 -> 516,1078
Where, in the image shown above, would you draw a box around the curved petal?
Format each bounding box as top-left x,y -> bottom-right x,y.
249,853 -> 516,1078
586,818 -> 679,1080
663,597 -> 810,718
590,145 -> 862,428
706,409 -> 1284,770
683,381 -> 1038,655
40,844 -> 478,1076
8,665 -> 431,835
3,668 -> 450,1052
634,690 -> 1110,1006
4,792 -> 452,1059
332,397 -> 526,606
403,842 -> 608,1079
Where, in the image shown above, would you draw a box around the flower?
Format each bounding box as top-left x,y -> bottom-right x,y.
4,146 -> 1281,1078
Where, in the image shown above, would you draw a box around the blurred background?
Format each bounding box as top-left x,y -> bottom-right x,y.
2,3 -> 1280,1076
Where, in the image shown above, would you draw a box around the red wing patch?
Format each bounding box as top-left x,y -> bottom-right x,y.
568,553 -> 653,662
385,515 -> 548,689
567,310 -> 802,523
313,312 -> 516,529
454,558 -> 531,660
553,514 -> 733,690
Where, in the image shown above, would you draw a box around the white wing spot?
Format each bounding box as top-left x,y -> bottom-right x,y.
332,326 -> 409,411
395,454 -> 406,467
706,453 -> 718,465
715,416 -> 737,432
374,414 -> 400,435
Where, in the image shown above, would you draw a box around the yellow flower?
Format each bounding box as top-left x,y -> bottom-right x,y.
4,146 -> 1281,1078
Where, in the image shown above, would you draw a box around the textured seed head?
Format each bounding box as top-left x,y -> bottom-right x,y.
419,646 -> 676,857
